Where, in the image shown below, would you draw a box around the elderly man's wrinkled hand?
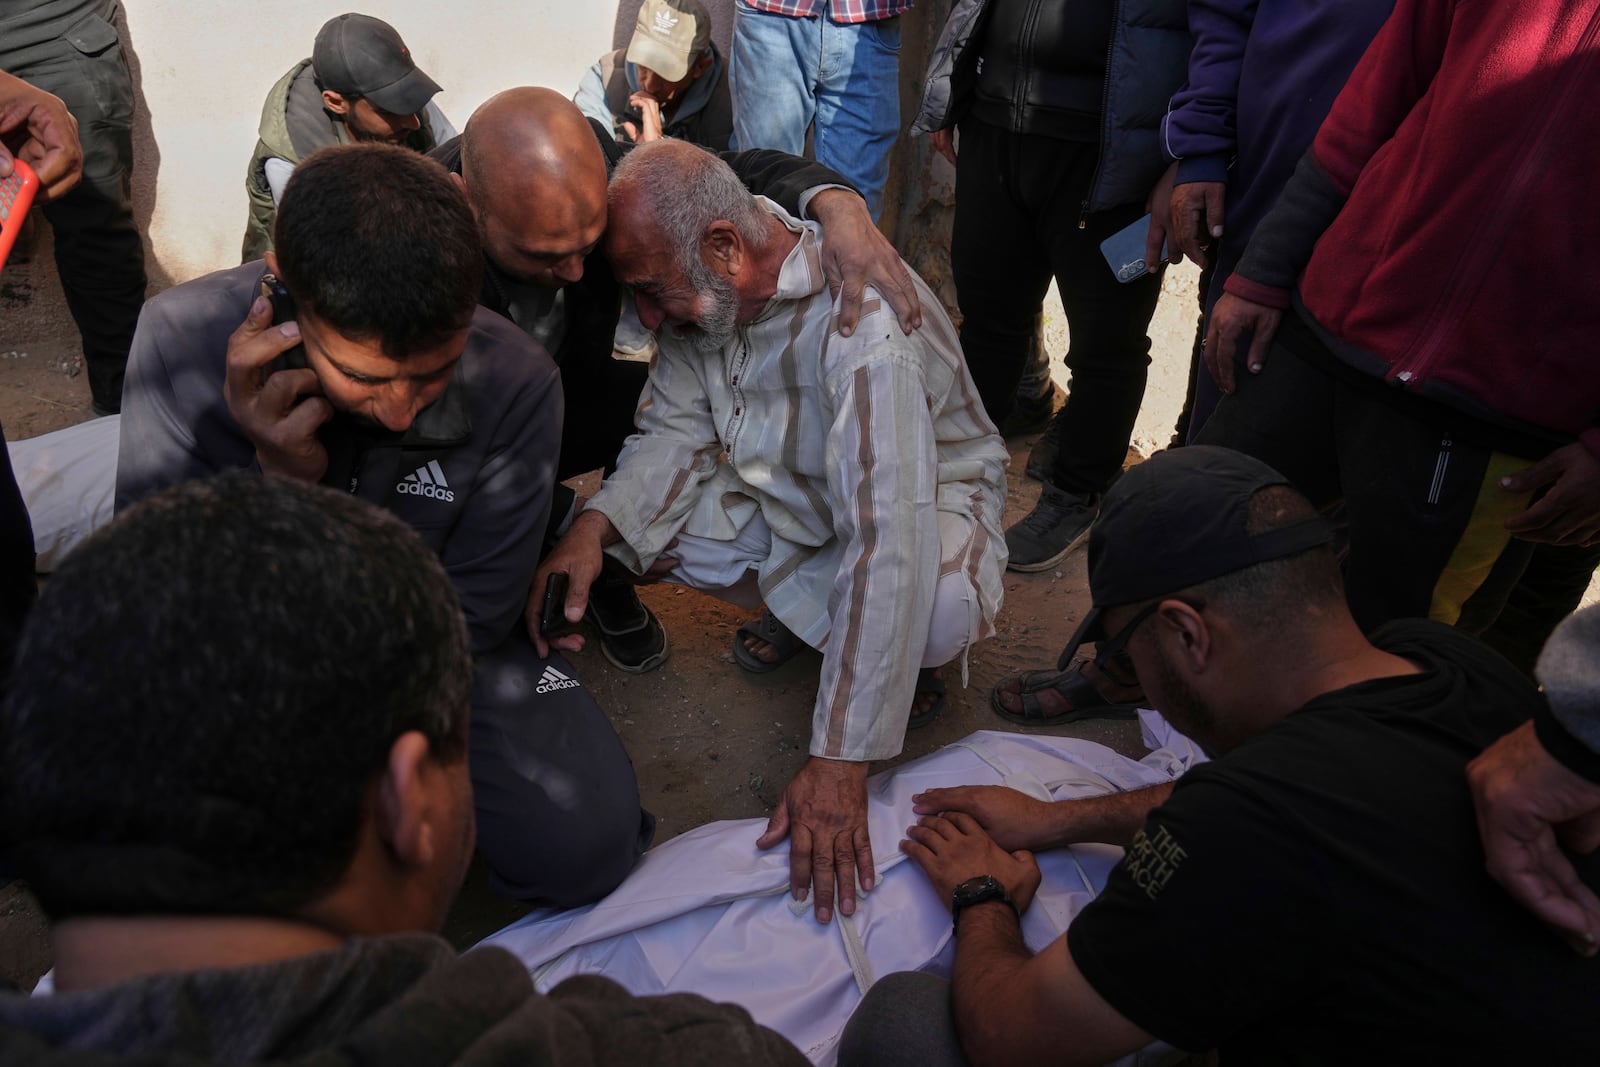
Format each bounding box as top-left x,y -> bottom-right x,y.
809,188 -> 921,336
757,756 -> 874,924
1468,720 -> 1600,956
527,509 -> 614,657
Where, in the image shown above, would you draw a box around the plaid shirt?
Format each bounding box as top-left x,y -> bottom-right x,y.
744,0 -> 913,24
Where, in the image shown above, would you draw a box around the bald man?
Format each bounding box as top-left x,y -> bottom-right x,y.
430,87 -> 920,677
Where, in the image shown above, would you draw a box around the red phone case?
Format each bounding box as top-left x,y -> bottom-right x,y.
0,158 -> 41,273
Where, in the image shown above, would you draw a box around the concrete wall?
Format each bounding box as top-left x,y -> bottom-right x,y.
5,1 -> 661,340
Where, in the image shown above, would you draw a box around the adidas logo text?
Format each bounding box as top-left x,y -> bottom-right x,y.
536,665 -> 582,695
398,459 -> 455,502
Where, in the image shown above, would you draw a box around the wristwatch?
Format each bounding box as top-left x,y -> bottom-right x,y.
951,874 -> 1019,934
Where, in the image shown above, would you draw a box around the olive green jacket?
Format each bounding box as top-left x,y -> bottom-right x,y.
241,59 -> 436,261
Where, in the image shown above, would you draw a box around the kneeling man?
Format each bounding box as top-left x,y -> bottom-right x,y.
119,143 -> 650,906
839,447 -> 1600,1065
536,138 -> 1009,925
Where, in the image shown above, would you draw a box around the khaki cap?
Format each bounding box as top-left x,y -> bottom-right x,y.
626,0 -> 713,82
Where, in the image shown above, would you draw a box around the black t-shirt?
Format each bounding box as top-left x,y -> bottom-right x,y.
1068,620 -> 1600,1065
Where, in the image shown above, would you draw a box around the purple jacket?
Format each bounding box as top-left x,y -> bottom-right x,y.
1160,0 -> 1395,248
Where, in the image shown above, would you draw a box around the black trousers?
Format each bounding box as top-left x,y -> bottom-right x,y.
0,419 -> 36,699
1197,312 -> 1592,642
471,635 -> 654,904
3,9 -> 147,413
951,120 -> 1162,496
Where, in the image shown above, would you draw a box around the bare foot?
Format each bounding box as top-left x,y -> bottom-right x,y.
743,634 -> 783,664
912,669 -> 942,718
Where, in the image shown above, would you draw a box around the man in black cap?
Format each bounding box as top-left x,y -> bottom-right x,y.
242,12 -> 453,259
837,446 -> 1600,1066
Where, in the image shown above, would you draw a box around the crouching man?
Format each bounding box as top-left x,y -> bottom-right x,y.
0,474 -> 807,1065
117,143 -> 651,906
535,139 -> 1009,926
839,447 -> 1600,1066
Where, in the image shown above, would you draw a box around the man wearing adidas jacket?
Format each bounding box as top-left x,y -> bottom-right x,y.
116,144 -> 652,907
1199,0 -> 1600,639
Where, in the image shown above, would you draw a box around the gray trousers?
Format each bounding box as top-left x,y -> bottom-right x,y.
471,635 -> 654,905
838,972 -> 971,1067
2,3 -> 147,413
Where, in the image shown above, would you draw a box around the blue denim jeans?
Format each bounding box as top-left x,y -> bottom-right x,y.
729,1 -> 901,220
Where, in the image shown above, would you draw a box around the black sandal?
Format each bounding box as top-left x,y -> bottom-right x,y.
990,662 -> 1141,726
732,610 -> 807,673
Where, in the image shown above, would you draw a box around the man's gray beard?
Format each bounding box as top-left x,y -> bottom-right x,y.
668,263 -> 740,354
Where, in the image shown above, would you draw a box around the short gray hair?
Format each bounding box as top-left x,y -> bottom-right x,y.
610,138 -> 770,279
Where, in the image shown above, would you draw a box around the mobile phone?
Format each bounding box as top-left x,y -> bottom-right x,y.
0,159 -> 41,273
258,271 -> 308,372
615,106 -> 645,143
540,572 -> 570,636
1099,212 -> 1168,284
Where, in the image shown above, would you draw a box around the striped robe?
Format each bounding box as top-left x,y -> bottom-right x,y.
590,200 -> 1008,761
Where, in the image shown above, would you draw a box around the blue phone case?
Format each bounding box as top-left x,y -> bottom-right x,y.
1099,213 -> 1168,283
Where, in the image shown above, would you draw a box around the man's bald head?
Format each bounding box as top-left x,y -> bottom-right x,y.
459,87 -> 609,288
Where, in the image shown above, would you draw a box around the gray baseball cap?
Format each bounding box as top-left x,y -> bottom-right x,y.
313,13 -> 441,117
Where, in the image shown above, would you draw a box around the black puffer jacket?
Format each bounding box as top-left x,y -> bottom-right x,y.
912,0 -> 1191,212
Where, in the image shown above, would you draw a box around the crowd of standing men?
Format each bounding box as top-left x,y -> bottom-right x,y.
1,0 -> 1599,1064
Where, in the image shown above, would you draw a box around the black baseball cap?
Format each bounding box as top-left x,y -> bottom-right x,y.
313,14 -> 441,117
1056,446 -> 1334,669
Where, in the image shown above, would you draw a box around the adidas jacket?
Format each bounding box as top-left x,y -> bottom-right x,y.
115,262 -> 562,655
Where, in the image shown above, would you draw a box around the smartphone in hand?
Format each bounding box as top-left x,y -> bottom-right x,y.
1099,213 -> 1169,284
258,271 -> 308,372
0,159 -> 40,273
540,572 -> 570,636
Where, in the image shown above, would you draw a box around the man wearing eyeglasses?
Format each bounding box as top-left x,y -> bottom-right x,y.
838,446 -> 1600,1066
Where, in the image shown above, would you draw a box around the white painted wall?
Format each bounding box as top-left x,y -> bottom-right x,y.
5,1 -> 688,338
129,0 -> 623,279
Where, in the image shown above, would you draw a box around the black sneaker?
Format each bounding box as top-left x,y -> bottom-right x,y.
1024,408 -> 1066,482
586,566 -> 669,673
1005,484 -> 1097,572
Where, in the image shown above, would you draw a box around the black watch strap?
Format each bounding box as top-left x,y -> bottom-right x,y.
951,874 -> 1019,934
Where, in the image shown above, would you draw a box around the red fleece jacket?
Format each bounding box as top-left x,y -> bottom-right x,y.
1227,0 -> 1600,457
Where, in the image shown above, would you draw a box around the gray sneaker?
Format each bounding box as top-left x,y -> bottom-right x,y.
1005,484 -> 1098,572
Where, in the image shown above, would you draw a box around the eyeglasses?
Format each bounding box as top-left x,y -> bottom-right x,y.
1092,597 -> 1205,689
